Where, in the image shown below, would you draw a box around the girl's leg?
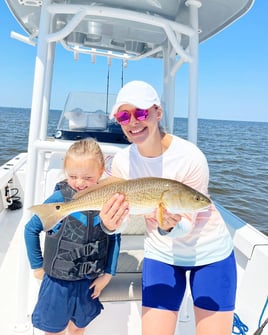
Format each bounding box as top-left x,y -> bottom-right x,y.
195,307 -> 234,335
66,320 -> 85,335
45,331 -> 65,335
44,320 -> 85,335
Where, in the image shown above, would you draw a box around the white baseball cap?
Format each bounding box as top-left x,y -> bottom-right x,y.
110,80 -> 161,119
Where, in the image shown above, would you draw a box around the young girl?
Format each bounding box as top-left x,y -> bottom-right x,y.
24,139 -> 121,335
100,81 -> 237,335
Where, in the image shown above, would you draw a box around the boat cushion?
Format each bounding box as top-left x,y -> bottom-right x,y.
100,218 -> 145,302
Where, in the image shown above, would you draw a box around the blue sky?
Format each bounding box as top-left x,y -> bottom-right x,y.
0,1 -> 267,122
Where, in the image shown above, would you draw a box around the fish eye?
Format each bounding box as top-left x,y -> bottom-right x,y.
56,205 -> 61,210
194,194 -> 200,201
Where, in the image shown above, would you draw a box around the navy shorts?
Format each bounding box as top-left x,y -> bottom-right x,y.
142,251 -> 237,312
32,274 -> 103,332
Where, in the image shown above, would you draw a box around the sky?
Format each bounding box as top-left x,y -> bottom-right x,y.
0,1 -> 267,122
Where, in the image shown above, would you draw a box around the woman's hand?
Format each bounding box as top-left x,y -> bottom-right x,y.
100,193 -> 129,232
90,273 -> 112,299
162,211 -> 182,231
145,208 -> 181,231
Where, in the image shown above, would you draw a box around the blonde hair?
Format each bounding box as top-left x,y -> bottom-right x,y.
64,138 -> 105,170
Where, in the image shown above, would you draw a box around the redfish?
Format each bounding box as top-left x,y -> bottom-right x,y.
29,177 -> 211,231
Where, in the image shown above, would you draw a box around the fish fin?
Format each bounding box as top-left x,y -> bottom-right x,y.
156,202 -> 166,229
29,203 -> 66,231
73,177 -> 126,200
99,176 -> 126,185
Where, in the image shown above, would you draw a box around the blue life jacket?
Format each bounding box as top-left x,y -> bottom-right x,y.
43,180 -> 109,281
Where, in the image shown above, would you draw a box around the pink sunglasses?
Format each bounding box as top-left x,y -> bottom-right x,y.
114,108 -> 149,125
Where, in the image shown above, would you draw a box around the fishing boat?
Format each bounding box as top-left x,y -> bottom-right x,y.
1,0 -> 267,334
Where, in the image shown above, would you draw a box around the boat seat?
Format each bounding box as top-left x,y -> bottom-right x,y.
100,216 -> 145,302
43,168 -> 65,200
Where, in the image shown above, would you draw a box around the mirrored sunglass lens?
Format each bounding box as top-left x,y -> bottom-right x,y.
134,109 -> 149,120
116,111 -> 131,124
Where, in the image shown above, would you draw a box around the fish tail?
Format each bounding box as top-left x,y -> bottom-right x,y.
29,203 -> 67,231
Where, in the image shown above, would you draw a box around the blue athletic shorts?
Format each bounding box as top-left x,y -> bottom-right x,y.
32,274 -> 103,332
142,251 -> 237,312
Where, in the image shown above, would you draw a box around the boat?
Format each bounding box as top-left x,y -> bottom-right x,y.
1,0 -> 267,334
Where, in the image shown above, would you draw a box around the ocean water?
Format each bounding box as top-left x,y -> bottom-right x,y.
0,107 -> 267,234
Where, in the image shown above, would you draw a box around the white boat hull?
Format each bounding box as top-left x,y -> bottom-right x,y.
2,0 -> 267,334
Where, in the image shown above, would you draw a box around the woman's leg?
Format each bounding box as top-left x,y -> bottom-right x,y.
190,252 -> 237,335
141,258 -> 187,335
142,307 -> 178,335
195,307 -> 234,335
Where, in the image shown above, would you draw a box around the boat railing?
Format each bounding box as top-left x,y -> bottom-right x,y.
216,203 -> 268,260
0,153 -> 27,214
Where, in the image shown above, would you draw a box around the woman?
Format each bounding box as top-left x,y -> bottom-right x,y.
100,80 -> 237,335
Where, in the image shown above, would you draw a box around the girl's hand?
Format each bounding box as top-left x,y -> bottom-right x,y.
100,193 -> 129,232
90,273 -> 112,299
33,268 -> 45,280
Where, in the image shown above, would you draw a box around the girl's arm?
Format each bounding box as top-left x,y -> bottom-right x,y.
24,190 -> 64,269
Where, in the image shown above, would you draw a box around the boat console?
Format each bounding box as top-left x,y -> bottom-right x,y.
54,91 -> 129,143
